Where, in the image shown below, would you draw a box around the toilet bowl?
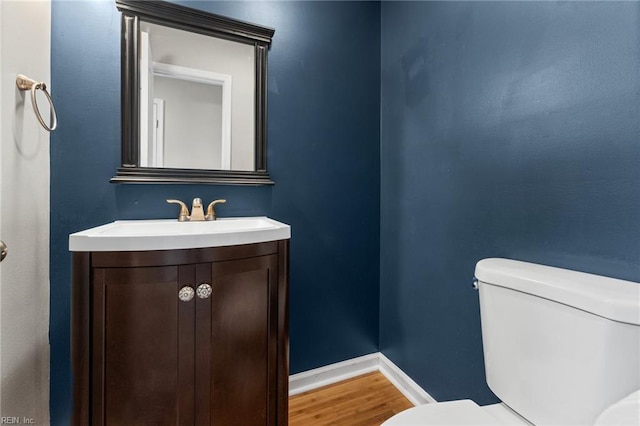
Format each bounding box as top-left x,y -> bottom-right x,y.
384,391 -> 640,426
383,400 -> 528,425
594,390 -> 640,426
382,259 -> 640,425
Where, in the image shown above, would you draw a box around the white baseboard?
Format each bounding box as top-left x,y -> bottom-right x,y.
289,352 -> 436,406
289,353 -> 380,396
378,353 -> 436,406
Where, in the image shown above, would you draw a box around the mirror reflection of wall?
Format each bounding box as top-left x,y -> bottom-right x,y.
139,21 -> 256,171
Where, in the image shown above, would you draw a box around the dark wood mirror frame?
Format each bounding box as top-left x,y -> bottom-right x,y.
111,0 -> 275,185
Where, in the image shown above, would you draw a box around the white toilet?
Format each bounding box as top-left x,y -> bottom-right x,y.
383,258 -> 640,425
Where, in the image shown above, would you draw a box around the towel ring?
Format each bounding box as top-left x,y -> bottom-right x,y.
16,74 -> 57,132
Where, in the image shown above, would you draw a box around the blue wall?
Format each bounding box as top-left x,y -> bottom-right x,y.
380,1 -> 640,404
50,0 -> 640,421
50,1 -> 380,423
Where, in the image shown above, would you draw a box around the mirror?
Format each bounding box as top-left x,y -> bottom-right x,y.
113,0 -> 274,185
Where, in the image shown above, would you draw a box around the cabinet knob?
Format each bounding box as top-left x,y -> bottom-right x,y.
196,283 -> 213,299
178,286 -> 195,302
0,240 -> 7,262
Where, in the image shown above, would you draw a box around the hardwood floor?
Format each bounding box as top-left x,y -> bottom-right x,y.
289,372 -> 413,425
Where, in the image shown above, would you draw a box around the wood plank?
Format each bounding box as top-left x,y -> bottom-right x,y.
289,372 -> 413,426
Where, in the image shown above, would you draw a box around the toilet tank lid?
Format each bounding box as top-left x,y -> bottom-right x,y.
475,258 -> 640,325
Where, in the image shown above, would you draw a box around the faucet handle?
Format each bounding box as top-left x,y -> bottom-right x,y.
206,199 -> 227,221
167,199 -> 190,222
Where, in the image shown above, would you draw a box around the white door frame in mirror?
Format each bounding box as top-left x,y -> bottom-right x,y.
152,98 -> 165,167
139,30 -> 153,168
140,60 -> 233,170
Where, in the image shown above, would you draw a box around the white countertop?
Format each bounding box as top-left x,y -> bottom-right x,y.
69,217 -> 291,252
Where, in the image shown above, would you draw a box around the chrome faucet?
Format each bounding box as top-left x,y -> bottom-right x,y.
167,198 -> 227,221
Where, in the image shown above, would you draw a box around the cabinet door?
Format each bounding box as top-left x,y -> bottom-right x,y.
194,255 -> 279,425
92,265 -> 196,425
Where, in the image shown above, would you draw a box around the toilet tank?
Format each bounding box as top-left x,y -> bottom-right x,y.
475,259 -> 640,426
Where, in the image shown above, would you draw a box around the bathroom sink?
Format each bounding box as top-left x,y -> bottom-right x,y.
69,217 -> 290,252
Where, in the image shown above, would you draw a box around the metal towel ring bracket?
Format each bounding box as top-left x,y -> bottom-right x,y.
16,74 -> 57,132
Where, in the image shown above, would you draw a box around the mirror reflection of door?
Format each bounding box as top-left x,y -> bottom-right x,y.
151,66 -> 231,170
139,22 -> 254,171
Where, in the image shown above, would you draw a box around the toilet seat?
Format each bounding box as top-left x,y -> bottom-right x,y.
382,400 -> 527,426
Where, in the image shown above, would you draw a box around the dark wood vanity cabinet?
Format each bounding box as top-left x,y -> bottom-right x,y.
72,241 -> 289,426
